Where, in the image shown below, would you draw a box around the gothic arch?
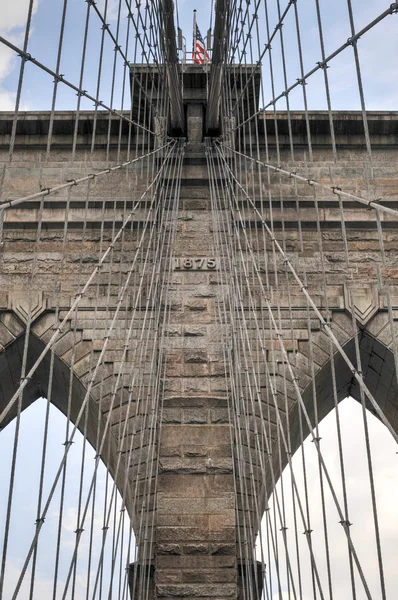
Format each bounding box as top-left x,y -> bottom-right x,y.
0,318 -> 134,520
287,325 -> 398,477
250,311 -> 398,540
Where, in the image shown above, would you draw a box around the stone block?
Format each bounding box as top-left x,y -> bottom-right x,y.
0,322 -> 15,347
156,583 -> 236,597
157,556 -> 235,570
210,409 -> 230,424
157,496 -> 235,516
162,409 -> 182,424
183,325 -> 207,337
182,409 -> 209,424
182,569 -> 236,584
157,571 -> 183,583
161,425 -> 231,448
185,299 -> 208,312
209,544 -> 236,556
182,543 -> 209,555
184,350 -> 208,363
157,544 -> 182,555
157,474 -> 235,497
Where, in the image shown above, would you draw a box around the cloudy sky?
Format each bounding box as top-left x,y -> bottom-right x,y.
257,397 -> 398,600
0,0 -> 398,598
0,399 -> 132,600
0,0 -> 397,111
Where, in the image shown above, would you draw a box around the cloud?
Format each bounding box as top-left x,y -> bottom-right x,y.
2,559 -> 88,600
257,398 -> 398,600
96,0 -> 124,22
2,559 -> 55,599
0,0 -> 39,110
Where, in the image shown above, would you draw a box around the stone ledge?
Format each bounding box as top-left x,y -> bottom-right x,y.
156,583 -> 236,597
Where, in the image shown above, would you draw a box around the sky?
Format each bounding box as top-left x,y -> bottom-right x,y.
0,0 -> 398,598
0,399 -> 133,600
0,0 -> 397,112
256,397 -> 398,600
0,396 -> 397,598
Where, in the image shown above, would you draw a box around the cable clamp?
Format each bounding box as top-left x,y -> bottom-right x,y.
66,179 -> 78,186
317,60 -> 329,70
75,528 -> 84,534
297,78 -> 306,86
390,2 -> 398,13
86,0 -> 96,4
53,73 -> 64,83
332,186 -> 342,195
102,23 -> 110,31
303,529 -> 313,536
339,520 -> 352,527
20,52 -> 32,62
35,517 -> 45,525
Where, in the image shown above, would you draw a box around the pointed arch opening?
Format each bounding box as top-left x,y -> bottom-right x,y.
0,332 -> 148,599
0,331 -> 134,518
254,330 -> 398,600
256,396 -> 398,600
0,398 -> 135,599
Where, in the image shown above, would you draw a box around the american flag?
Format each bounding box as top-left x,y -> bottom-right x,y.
193,24 -> 210,64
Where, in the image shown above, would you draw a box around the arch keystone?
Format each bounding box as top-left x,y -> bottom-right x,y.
8,290 -> 47,325
344,283 -> 379,326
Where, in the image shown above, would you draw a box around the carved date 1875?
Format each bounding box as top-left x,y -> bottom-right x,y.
174,258 -> 218,271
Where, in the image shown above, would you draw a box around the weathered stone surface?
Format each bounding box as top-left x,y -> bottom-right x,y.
2,106 -> 398,599
156,584 -> 236,597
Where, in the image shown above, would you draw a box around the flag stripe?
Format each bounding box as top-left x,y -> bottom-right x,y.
194,23 -> 210,64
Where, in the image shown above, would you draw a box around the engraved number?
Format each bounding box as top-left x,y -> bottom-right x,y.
183,258 -> 193,269
174,257 -> 217,270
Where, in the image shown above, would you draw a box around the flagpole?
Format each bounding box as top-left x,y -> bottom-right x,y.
193,9 -> 197,63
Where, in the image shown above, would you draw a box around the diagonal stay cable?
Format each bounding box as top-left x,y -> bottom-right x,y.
215,141 -> 398,446
221,144 -> 398,219
229,0 -> 295,116
212,144 -> 378,600
226,2 -> 398,133
88,0 -> 161,142
0,140 -> 176,430
0,35 -> 156,136
9,143 -> 180,600
0,143 -> 170,210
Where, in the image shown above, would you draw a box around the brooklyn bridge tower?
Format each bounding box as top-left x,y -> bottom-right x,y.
0,0 -> 398,599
